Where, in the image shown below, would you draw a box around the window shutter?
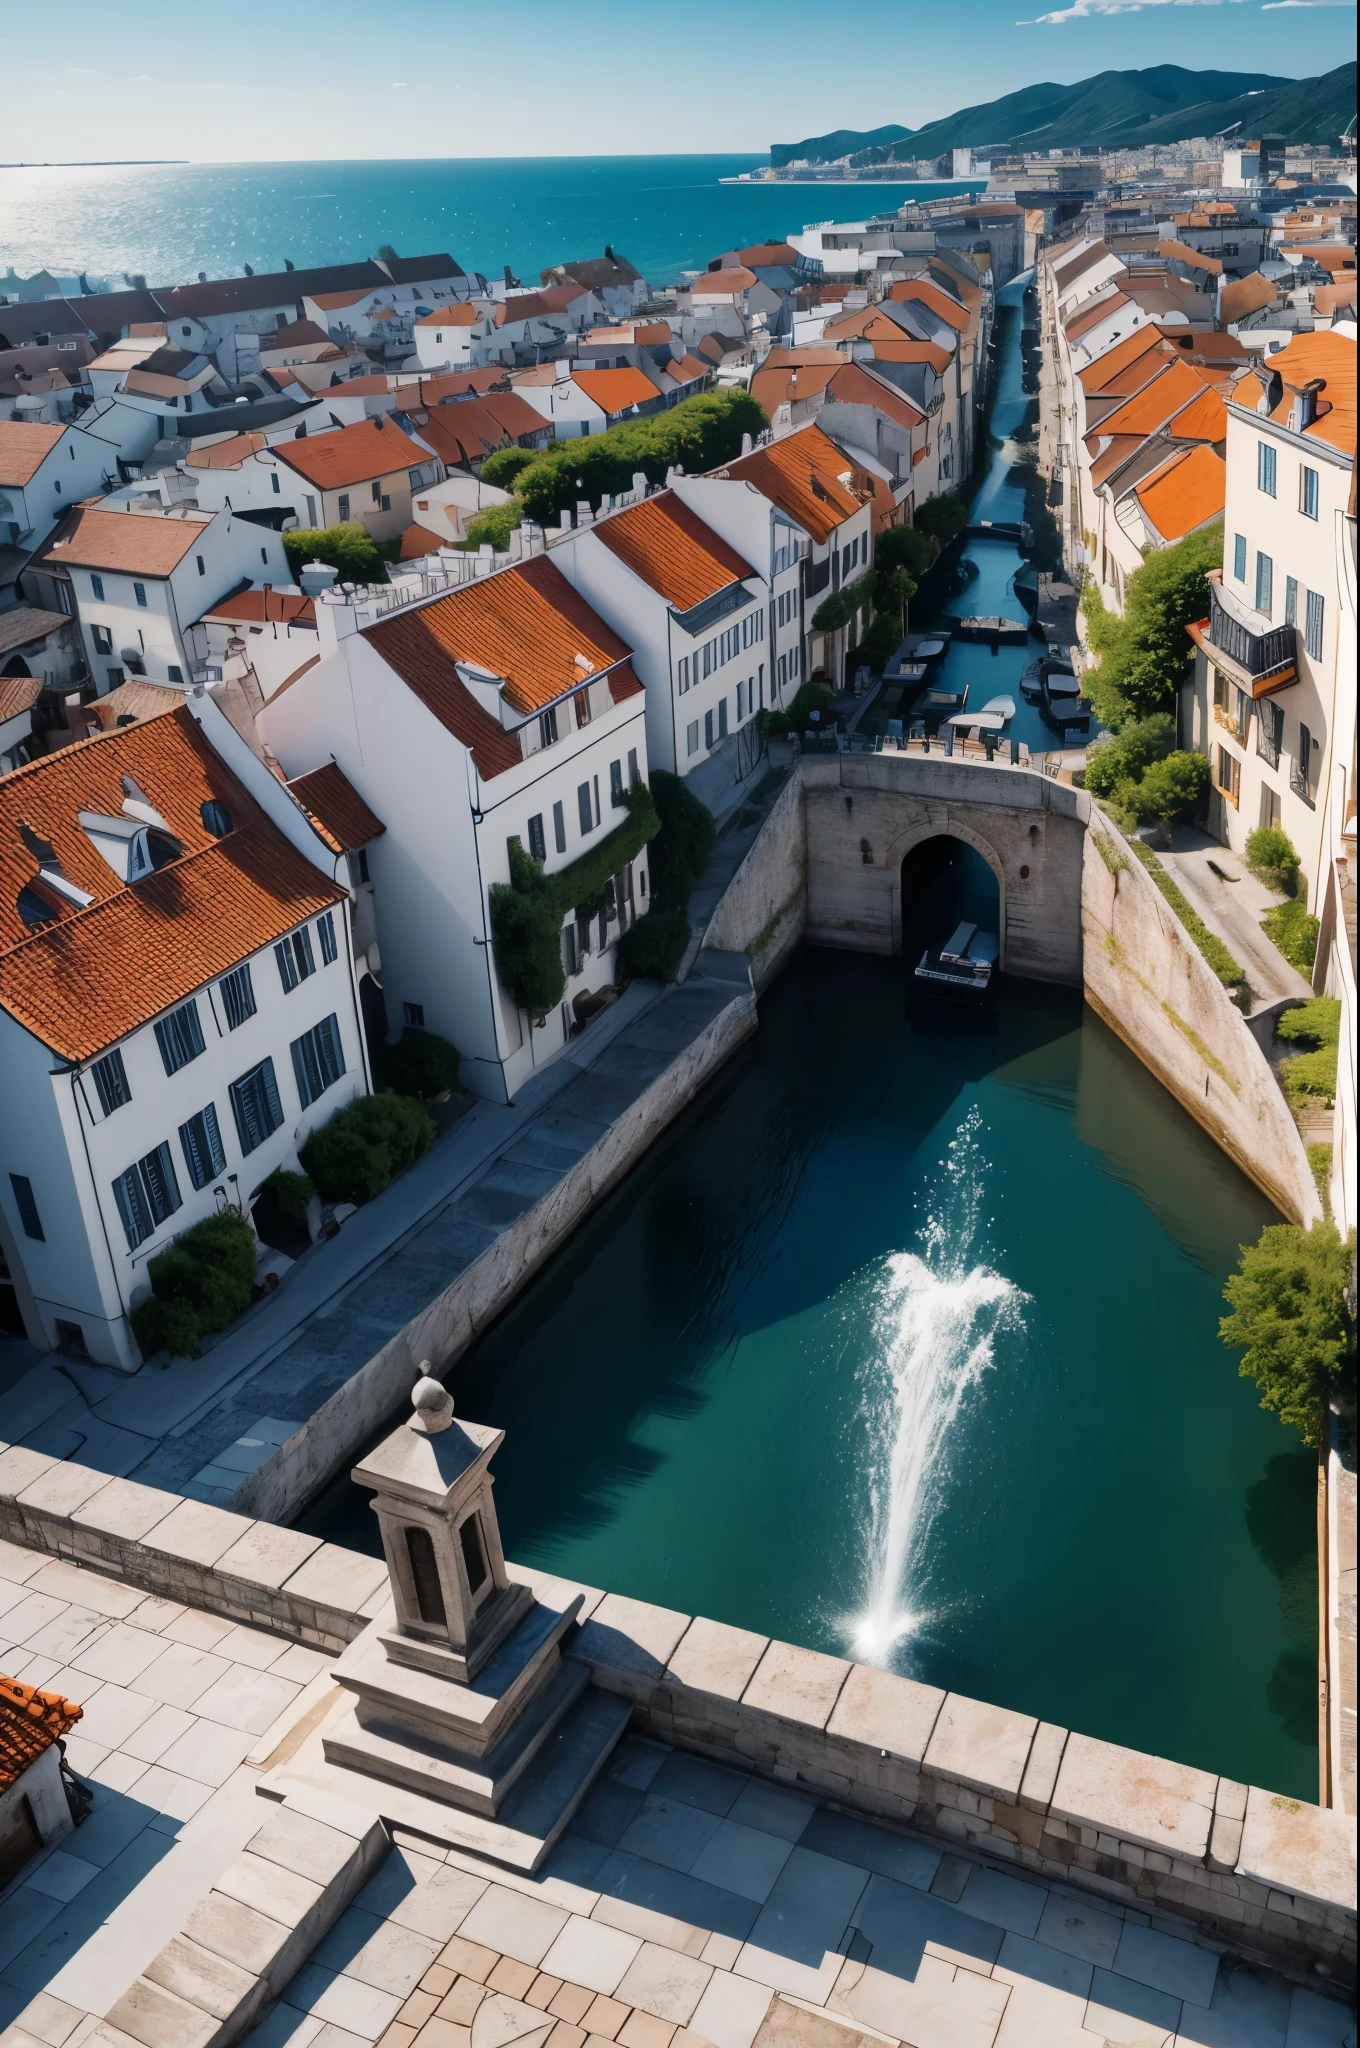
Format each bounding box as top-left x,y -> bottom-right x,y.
113,1168 -> 152,1249
261,1058 -> 284,1132
291,1036 -> 316,1109
276,941 -> 298,993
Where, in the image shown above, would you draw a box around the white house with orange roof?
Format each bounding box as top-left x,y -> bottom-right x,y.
25,501 -> 291,696
269,417 -> 443,542
508,364 -> 665,440
0,699 -> 370,1368
260,554 -> 652,1103
187,586 -> 319,698
1187,329 -> 1356,910
0,418 -> 122,571
411,303 -> 498,374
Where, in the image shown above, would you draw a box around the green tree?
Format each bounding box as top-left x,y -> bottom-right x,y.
1245,825 -> 1301,882
1083,713 -> 1174,798
1082,523 -> 1222,727
479,446 -> 537,490
283,521 -> 385,584
812,570 -> 875,636
513,390 -> 767,527
1130,749 -> 1210,823
877,564 -> 917,634
376,242 -> 399,261
1220,1221 -> 1356,1446
912,490 -> 969,547
874,523 -> 938,580
462,502 -> 523,552
301,1094 -> 436,1205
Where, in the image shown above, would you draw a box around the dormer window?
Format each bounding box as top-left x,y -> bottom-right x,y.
201,799 -> 232,838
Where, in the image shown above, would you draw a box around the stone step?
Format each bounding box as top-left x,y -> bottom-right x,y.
277,1681 -> 632,1873
324,1653 -> 590,1815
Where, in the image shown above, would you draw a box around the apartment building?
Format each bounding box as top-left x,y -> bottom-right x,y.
0,704 -> 369,1368
260,556 -> 651,1103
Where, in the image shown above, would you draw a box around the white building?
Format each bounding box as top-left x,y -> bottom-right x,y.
508,364 -> 664,440
261,555 -> 652,1104
26,501 -> 292,696
0,419 -> 122,564
1187,330 -> 1356,916
412,304 -> 496,372
187,587 -> 319,699
0,699 -> 370,1369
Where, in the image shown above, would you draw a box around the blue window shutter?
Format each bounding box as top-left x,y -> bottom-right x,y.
276,941 -> 298,993
202,1102 -> 225,1176
113,1167 -> 152,1249
261,1058 -> 283,1133
296,927 -> 315,977
321,1014 -> 344,1085
180,1113 -> 206,1189
291,1035 -> 316,1109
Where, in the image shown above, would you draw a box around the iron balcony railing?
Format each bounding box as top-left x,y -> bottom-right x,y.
1208,586 -> 1296,684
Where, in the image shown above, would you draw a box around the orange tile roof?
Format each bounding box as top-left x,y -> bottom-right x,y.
571,367 -> 661,415
883,279 -> 969,332
0,674 -> 43,722
749,359 -> 839,414
415,304 -> 480,327
1282,246 -> 1357,274
735,242 -> 799,267
824,361 -> 926,433
1132,444 -> 1226,542
1158,239 -> 1221,275
1314,280 -> 1358,316
1161,384 -> 1228,443
672,353 -> 709,383
287,762 -> 385,852
1089,359 -> 1221,440
720,423 -> 865,544
398,369 -> 508,402
185,431 -> 272,472
498,286 -> 590,324
276,418 -> 428,490
33,504 -> 213,579
1218,273 -> 1278,327
1243,331 -> 1357,455
364,555 -> 641,778
1078,326 -> 1165,393
591,493 -> 754,610
1065,292 -> 1131,343
0,419 -> 66,487
1090,434 -> 1152,490
309,287 -> 385,310
204,589 -> 316,627
415,394 -> 544,468
692,268 -> 757,294
0,708 -> 344,1060
0,1675 -> 82,1791
860,338 -> 953,376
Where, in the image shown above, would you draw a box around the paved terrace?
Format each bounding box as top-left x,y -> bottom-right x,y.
0,1532 -> 1354,2048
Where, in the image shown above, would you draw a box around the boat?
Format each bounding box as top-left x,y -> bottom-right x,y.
914,920 -> 1000,996
887,632 -> 950,677
924,681 -> 967,710
953,615 -> 1028,643
1039,672 -> 1093,739
1020,653 -> 1075,702
946,693 -> 1015,734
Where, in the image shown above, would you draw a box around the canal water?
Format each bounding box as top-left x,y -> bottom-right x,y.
301,280 -> 1319,1801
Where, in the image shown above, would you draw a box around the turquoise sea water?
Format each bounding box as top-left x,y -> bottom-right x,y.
0,156 -> 982,290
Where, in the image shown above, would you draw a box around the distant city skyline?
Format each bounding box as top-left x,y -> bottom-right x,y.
3,0 -> 1355,164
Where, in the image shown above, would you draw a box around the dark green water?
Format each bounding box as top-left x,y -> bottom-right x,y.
305,953 -> 1318,1798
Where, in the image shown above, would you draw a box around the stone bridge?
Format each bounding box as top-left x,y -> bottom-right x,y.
800,752 -> 1089,984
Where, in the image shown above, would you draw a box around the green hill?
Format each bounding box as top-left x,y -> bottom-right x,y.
770,64 -> 1357,166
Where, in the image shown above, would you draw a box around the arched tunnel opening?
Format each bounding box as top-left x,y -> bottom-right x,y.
900,835 -> 1001,970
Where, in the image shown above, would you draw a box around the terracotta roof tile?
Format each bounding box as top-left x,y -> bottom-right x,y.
1219,273 -> 1278,326
720,422 -> 865,544
276,417 -> 428,491
204,589 -> 316,627
1248,331 -> 1356,455
883,279 -> 969,331
185,431 -> 273,472
1132,444 -> 1226,542
0,1674 -> 81,1790
32,504 -> 213,579
571,367 -> 661,415
592,493 -> 754,610
415,304 -> 481,327
414,394 -> 544,468
0,419 -> 66,487
364,555 -> 639,778
824,361 -> 927,433
1077,326 -> 1165,393
287,762 -> 385,852
0,707 -> 344,1060
1088,359 -> 1223,441
1090,434 -> 1152,489
692,268 -> 758,293
85,680 -> 184,732
749,359 -> 839,414
1064,292 -> 1131,343
0,674 -> 43,722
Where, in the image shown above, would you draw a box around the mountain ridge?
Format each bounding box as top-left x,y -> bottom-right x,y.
771,62 -> 1355,165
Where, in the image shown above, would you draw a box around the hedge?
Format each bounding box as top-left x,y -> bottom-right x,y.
513,390 -> 767,527
489,782 -> 661,1013
283,520 -> 385,584
812,570 -> 875,636
647,771 -> 715,913
385,1027 -> 460,1097
300,1093 -> 436,1205
617,907 -> 691,984
131,1212 -> 256,1361
1262,897 -> 1319,973
1128,839 -> 1244,987
1278,997 -> 1340,1106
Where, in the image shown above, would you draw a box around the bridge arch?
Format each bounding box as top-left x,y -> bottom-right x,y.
883,818 -> 1009,969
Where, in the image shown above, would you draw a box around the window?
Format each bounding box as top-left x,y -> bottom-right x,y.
167,665 -> 183,684
291,1014 -> 345,1109
718,698 -> 729,739
552,801 -> 566,855
179,1104 -> 226,1190
1304,590 -> 1324,660
562,920 -> 581,977
539,707 -> 558,748
92,1049 -> 131,1116
1257,442 -> 1276,496
271,472 -> 280,495
371,481 -> 382,505
678,656 -> 690,693
404,1001 -> 425,1027
1300,466 -> 1319,520
154,999 -> 205,1076
1257,699 -> 1283,769
527,813 -> 546,862
577,782 -> 593,836
220,964 -> 256,1029
133,582 -> 147,608
1233,533 -> 1247,582
338,495 -> 350,521
704,708 -> 715,749
275,926 -> 316,992
627,748 -> 638,789
381,495 -> 391,514
1294,722 -> 1314,801
1215,746 -> 1240,807
10,1174 -> 43,1242
1254,552 -> 1273,615
574,690 -> 591,730
687,720 -> 700,757
317,910 -> 338,965
778,653 -> 788,689
348,848 -> 370,887
113,1142 -> 182,1249
609,761 -> 624,807
201,799 -> 232,838
1284,576 -> 1298,626
92,624 -> 113,656
90,573 -> 105,601
228,1058 -> 284,1155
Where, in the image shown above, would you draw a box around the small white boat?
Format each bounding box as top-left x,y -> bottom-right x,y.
915,921 -> 1000,996
946,693 -> 1015,734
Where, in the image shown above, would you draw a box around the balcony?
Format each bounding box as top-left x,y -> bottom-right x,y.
1187,573 -> 1296,698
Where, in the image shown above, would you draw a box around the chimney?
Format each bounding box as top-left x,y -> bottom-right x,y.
1287,377 -> 1325,431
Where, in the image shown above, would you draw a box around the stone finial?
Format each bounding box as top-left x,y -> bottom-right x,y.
409,1365 -> 454,1435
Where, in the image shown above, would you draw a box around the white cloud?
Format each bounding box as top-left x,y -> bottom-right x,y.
1020,0 -> 1245,19
1261,2 -> 1355,10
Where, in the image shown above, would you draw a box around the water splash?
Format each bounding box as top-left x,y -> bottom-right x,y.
847,1108 -> 1026,1664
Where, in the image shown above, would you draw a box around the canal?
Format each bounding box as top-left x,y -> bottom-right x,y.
301,284 -> 1319,1802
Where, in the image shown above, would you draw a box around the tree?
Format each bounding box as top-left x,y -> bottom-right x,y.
1082,523 -> 1222,727
1083,713 -> 1174,798
376,243 -> 399,261
877,564 -> 917,634
874,523 -> 938,580
1219,1221 -> 1356,1447
513,390 -> 767,527
462,502 -> 523,552
479,446 -> 537,490
301,1095 -> 436,1205
1131,749 -> 1210,822
283,521 -> 385,584
912,490 -> 968,547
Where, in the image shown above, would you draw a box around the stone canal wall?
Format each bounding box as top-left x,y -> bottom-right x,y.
799,753 -> 1088,984
1081,809 -> 1321,1225
2,1440 -> 1352,1979
701,768 -> 808,992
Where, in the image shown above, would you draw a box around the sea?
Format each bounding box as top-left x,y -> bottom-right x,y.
0,155 -> 985,292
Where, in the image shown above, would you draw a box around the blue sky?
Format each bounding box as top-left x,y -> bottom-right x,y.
4,0 -> 1354,161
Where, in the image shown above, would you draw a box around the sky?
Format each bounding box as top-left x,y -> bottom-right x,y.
2,0 -> 1354,162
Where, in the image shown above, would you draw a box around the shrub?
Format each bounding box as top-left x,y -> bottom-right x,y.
262,1170 -> 314,1222
131,1212 -> 256,1361
1130,749 -> 1210,822
1083,714 -> 1174,799
1219,1220 -> 1356,1446
461,501 -> 523,552
848,613 -> 902,677
912,490 -> 969,547
617,907 -> 690,983
874,523 -> 938,580
1281,1046 -> 1338,1106
301,1094 -> 435,1205
1245,825 -> 1300,880
1128,840 -> 1244,986
478,446 -> 537,489
1276,998 -> 1340,1050
812,571 -> 875,636
512,390 -> 767,527
283,521 -> 385,584
1277,998 -> 1340,1104
1081,523 -> 1222,727
386,1027 -> 460,1097
1262,897 -> 1319,972
1308,1142 -> 1333,1217
647,771 -> 715,913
